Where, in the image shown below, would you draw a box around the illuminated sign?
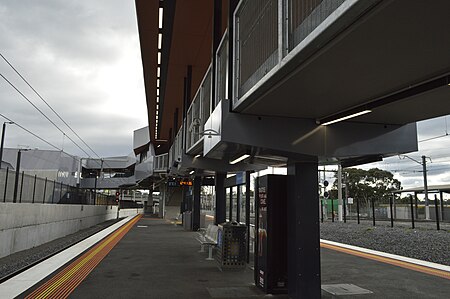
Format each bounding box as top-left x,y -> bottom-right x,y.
179,180 -> 193,186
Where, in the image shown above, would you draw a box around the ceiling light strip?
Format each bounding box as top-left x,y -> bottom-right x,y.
230,154 -> 250,165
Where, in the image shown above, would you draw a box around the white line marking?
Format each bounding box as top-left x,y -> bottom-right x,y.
0,215 -> 137,299
320,239 -> 450,272
137,225 -> 148,228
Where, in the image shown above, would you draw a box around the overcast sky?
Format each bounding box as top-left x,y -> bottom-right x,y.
1,1 -> 449,189
0,0 -> 147,158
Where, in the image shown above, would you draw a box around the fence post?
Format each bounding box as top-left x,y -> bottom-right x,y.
434,194 -> 440,231
51,180 -> 56,203
59,181 -> 63,203
43,178 -> 47,203
19,171 -> 24,203
389,194 -> 394,228
320,199 -> 324,223
356,197 -> 360,224
343,197 -> 347,223
331,198 -> 334,222
32,174 -> 37,203
410,194 -> 415,229
3,167 -> 9,202
371,198 -> 376,226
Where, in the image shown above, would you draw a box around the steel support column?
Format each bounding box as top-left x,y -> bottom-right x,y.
287,158 -> 321,299
193,176 -> 201,231
215,172 -> 226,225
245,171 -> 251,263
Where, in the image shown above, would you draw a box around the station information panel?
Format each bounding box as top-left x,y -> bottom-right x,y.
255,175 -> 287,294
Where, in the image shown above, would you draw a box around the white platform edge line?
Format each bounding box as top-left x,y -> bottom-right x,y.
0,214 -> 138,299
320,239 -> 450,272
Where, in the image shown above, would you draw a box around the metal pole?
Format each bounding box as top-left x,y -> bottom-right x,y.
59,181 -> 63,203
414,193 -> 418,219
0,122 -> 13,170
43,178 -> 47,203
94,175 -> 97,205
337,164 -> 343,221
389,194 -> 394,228
245,171 -> 251,264
13,150 -> 22,203
320,199 -> 324,223
371,198 -> 376,226
440,191 -> 444,221
51,180 -> 56,203
356,197 -> 360,224
331,197 -> 334,222
32,174 -> 37,203
3,167 -> 9,202
410,195 -> 415,229
422,155 -> 430,220
434,194 -> 440,230
343,181 -> 348,223
19,171 -> 24,203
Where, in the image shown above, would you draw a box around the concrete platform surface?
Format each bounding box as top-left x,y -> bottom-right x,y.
22,217 -> 450,298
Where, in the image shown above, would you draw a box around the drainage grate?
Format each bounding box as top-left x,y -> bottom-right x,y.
322,284 -> 373,295
207,286 -> 259,298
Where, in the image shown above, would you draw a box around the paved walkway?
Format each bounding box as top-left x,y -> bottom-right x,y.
17,216 -> 450,298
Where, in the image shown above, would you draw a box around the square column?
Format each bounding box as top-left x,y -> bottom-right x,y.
215,172 -> 226,225
287,158 -> 321,298
192,176 -> 201,230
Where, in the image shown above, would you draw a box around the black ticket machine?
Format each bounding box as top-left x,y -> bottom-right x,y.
255,175 -> 287,294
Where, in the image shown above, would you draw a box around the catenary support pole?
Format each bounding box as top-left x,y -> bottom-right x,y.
440,191 -> 444,221
356,197 -> 360,224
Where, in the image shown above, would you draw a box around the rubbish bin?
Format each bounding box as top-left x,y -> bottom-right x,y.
183,211 -> 192,230
216,222 -> 247,270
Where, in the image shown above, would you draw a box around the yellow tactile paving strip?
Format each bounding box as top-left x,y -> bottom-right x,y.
321,242 -> 450,280
25,214 -> 142,299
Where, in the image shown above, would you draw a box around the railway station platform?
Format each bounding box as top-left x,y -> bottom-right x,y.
1,214 -> 449,299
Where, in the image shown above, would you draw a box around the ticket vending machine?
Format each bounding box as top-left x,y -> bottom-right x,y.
255,175 -> 287,294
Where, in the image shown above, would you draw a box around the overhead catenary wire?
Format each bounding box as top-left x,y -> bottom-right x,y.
0,52 -> 106,163
0,72 -> 93,158
0,113 -> 61,151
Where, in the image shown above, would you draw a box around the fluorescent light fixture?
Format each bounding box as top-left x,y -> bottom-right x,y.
321,110 -> 372,126
194,154 -> 201,158
189,170 -> 195,175
157,67 -> 160,77
159,8 -> 163,28
158,34 -> 162,49
157,79 -> 160,87
158,52 -> 161,65
230,154 -> 250,165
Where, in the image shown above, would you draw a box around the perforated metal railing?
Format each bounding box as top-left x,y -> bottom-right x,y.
233,0 -> 347,105
288,0 -> 345,50
235,0 -> 279,99
186,65 -> 212,151
215,31 -> 228,108
169,126 -> 183,170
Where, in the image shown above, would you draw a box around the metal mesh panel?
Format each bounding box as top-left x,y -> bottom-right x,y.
288,0 -> 345,50
1,168 -> 15,202
215,33 -> 228,107
236,0 -> 279,99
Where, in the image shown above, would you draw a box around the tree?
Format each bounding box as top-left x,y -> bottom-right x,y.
332,168 -> 401,207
